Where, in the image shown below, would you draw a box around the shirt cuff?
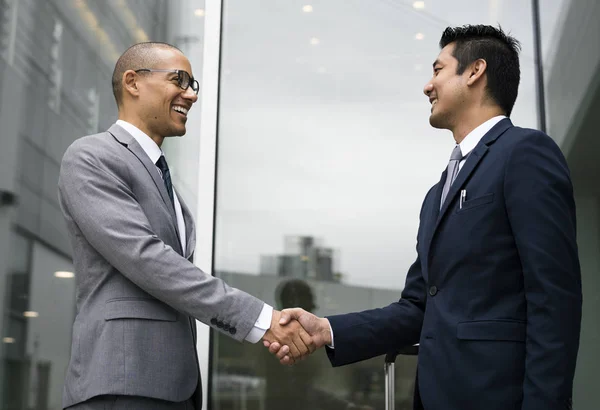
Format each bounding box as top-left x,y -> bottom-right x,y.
327,320 -> 335,348
244,303 -> 273,343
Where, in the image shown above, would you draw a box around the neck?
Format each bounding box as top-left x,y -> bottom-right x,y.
118,112 -> 165,147
451,106 -> 504,144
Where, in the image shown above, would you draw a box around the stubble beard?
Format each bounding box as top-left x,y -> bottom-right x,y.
429,110 -> 451,130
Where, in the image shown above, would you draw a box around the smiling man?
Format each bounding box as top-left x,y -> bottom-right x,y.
58,42 -> 314,410
268,25 -> 582,410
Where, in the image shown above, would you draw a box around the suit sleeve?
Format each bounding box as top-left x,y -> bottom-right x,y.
504,131 -> 582,410
325,190 -> 432,367
58,140 -> 264,342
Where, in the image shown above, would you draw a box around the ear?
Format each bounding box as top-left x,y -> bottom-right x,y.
466,58 -> 487,86
122,70 -> 141,99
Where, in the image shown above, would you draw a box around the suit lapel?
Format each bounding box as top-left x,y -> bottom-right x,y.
107,124 -> 180,233
420,170 -> 447,281
430,170 -> 445,226
424,170 -> 445,251
427,118 -> 513,256
174,187 -> 196,259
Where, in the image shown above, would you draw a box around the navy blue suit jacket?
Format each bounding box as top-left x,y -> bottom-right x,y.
326,119 -> 582,410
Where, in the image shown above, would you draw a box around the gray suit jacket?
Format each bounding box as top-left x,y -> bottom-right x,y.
58,124 -> 264,408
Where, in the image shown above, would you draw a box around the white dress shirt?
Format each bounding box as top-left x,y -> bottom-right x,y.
115,120 -> 272,343
457,115 -> 506,171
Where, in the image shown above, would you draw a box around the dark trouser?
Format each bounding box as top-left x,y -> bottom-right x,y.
65,395 -> 195,410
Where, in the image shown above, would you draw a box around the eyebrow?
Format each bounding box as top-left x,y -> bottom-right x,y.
432,59 -> 441,68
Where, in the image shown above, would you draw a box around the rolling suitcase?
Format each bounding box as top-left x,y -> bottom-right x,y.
384,345 -> 419,410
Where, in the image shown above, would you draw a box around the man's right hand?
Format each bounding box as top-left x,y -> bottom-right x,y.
262,309 -> 316,365
263,308 -> 332,364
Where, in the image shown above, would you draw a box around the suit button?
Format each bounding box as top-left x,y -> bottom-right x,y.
217,321 -> 224,328
210,318 -> 217,325
229,327 -> 237,335
223,324 -> 230,332
429,286 -> 438,296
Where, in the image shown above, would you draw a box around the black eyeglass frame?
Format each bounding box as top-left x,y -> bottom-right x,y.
134,69 -> 200,95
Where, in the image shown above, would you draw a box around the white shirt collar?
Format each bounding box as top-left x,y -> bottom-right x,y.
116,120 -> 163,164
458,115 -> 506,157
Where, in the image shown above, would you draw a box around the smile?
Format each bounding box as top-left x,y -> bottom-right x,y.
173,105 -> 189,116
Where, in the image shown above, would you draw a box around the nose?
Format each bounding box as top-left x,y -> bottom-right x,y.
423,81 -> 433,96
183,86 -> 199,103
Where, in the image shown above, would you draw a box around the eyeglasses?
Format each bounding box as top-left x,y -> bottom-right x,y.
134,69 -> 200,95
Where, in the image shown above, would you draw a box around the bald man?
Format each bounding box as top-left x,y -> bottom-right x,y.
58,42 -> 314,410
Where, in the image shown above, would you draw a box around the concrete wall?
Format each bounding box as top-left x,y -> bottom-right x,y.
572,196 -> 600,409
546,0 -> 600,154
547,2 -> 600,408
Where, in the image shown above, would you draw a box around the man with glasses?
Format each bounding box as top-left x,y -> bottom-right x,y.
58,42 -> 314,410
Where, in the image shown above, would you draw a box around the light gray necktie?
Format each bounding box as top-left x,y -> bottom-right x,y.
440,145 -> 463,209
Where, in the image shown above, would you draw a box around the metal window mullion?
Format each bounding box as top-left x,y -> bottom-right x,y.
195,1 -> 223,409
532,0 -> 547,134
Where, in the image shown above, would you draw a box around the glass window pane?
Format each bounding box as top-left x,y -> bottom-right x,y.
213,1 -> 539,409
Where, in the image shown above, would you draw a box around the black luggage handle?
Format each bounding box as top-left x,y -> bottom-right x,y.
385,344 -> 419,363
384,344 -> 419,410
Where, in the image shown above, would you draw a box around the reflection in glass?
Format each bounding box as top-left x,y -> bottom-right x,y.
0,0 -> 172,408
1,232 -> 76,409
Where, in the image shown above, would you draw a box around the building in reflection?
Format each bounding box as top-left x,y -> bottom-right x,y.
260,235 -> 341,282
213,270 -> 415,410
0,0 -> 171,408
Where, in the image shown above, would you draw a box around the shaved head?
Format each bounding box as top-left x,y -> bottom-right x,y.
111,42 -> 183,107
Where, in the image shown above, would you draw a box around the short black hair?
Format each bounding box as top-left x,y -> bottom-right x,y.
111,42 -> 182,107
440,25 -> 521,116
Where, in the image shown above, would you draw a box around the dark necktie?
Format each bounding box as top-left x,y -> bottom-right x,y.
155,155 -> 175,210
440,145 -> 463,209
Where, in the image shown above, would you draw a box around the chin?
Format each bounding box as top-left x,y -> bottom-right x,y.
429,116 -> 442,129
170,124 -> 187,137
429,113 -> 449,130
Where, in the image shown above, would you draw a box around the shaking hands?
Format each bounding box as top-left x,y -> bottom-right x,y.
262,308 -> 332,365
